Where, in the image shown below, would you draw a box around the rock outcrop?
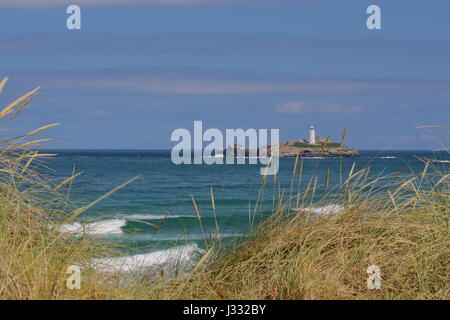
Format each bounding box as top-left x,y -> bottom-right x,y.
221,144 -> 259,158
220,139 -> 359,158
260,140 -> 359,158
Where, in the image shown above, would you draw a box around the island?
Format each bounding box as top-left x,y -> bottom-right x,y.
220,126 -> 360,158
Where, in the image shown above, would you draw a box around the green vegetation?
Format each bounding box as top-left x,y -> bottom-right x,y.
0,78 -> 448,300
291,142 -> 342,149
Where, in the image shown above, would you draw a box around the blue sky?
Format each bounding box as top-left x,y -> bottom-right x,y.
0,0 -> 449,149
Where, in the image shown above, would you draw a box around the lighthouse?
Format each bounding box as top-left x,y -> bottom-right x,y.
309,126 -> 316,145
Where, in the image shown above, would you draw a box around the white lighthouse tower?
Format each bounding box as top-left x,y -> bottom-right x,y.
309,126 -> 316,145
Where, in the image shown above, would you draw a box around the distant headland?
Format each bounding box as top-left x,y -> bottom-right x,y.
222,126 -> 360,158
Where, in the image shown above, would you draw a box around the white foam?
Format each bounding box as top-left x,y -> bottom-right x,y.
296,204 -> 343,215
93,243 -> 203,273
120,214 -> 196,220
58,219 -> 126,235
379,156 -> 397,159
129,233 -> 240,241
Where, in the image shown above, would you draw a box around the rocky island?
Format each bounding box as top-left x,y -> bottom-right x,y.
259,139 -> 359,158
221,126 -> 360,158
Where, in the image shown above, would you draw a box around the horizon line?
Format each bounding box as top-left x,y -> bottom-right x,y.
36,148 -> 439,152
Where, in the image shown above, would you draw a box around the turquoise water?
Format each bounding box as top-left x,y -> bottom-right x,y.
41,150 -> 448,257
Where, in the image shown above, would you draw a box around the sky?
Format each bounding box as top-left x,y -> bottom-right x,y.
0,0 -> 449,150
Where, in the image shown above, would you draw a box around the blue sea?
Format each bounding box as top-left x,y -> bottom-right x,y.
39,150 -> 448,270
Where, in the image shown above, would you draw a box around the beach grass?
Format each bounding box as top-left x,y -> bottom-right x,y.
0,78 -> 448,300
142,158 -> 449,300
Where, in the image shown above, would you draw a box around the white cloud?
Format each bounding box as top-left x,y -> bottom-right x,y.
276,101 -> 364,114
41,75 -> 397,95
80,79 -> 377,94
9,68 -> 449,95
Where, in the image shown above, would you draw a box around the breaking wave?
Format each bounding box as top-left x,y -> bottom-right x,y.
58,219 -> 126,235
93,243 -> 203,273
57,214 -> 198,236
119,214 -> 196,220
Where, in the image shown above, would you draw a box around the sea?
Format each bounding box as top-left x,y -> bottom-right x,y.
39,150 -> 449,272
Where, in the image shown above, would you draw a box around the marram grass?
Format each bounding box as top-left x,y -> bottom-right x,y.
0,78 -> 448,300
